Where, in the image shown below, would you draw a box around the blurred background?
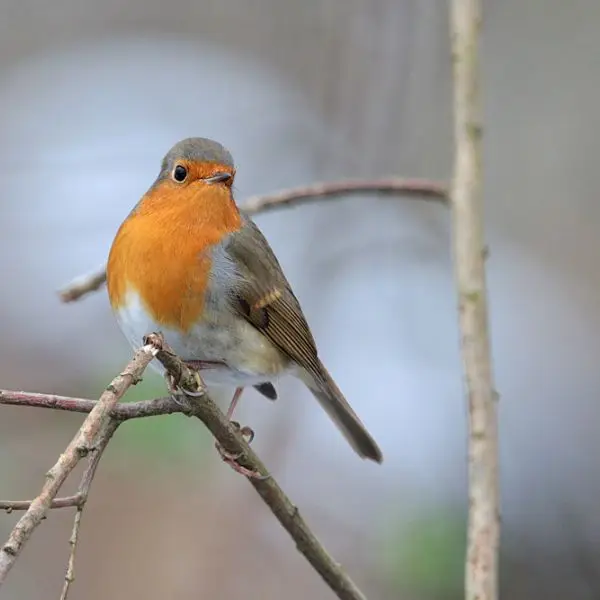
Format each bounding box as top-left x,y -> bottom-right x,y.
1,1 -> 599,598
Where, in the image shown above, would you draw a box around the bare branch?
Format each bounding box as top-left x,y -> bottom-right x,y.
1,336 -> 369,600
1,496 -> 81,512
0,342 -> 159,585
59,419 -> 119,600
450,1 -> 499,600
0,390 -> 178,419
241,177 -> 447,215
58,177 -> 447,303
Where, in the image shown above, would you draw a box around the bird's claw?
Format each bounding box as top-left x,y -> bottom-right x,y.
218,451 -> 268,479
231,421 -> 255,444
164,370 -> 204,410
178,369 -> 206,397
215,422 -> 268,480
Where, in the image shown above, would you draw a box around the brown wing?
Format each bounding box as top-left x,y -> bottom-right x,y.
225,215 -> 321,374
227,216 -> 384,464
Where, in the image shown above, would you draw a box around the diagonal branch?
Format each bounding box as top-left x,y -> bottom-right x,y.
0,393 -> 184,512
58,177 -> 447,302
1,336 -> 369,600
450,1 -> 500,599
0,342 -> 159,585
151,339 -> 368,600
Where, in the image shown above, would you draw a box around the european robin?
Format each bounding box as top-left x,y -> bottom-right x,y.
106,137 -> 383,470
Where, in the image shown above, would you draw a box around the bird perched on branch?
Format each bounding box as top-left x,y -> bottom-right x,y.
106,137 -> 383,473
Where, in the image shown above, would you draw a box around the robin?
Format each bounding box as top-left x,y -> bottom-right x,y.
106,137 -> 383,473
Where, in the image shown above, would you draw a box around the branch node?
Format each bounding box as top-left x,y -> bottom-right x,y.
142,332 -> 164,355
75,445 -> 90,458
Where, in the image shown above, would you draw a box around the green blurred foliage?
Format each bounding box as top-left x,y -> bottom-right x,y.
382,505 -> 466,599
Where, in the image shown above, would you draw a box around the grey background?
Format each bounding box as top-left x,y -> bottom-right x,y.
1,1 -> 599,598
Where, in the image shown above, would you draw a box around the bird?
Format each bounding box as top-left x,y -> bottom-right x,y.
106,137 -> 383,471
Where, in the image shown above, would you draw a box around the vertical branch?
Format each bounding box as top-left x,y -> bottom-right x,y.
450,1 -> 500,600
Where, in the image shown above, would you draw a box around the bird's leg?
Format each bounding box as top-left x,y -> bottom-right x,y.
168,360 -> 265,479
226,389 -> 259,465
226,386 -> 244,420
225,387 -> 257,448
215,387 -> 267,480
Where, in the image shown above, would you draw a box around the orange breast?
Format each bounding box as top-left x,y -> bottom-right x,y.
107,180 -> 241,333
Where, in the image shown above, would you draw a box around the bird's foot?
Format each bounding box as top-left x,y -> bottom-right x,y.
215,421 -> 269,480
164,367 -> 205,410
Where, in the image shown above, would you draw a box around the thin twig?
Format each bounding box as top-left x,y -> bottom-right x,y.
60,509 -> 82,600
241,177 -> 447,215
450,1 -> 499,600
0,392 -> 188,512
0,390 -> 179,420
58,177 -> 447,302
1,496 -> 82,512
0,342 -> 159,586
59,419 -> 119,600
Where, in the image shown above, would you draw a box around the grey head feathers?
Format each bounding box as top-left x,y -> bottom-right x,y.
158,137 -> 234,178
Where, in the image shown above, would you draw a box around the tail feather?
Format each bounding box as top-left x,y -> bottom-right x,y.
298,362 -> 383,463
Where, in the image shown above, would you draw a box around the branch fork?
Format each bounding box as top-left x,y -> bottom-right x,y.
0,332 -> 369,600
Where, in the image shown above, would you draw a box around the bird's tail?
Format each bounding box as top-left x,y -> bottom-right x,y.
298,361 -> 383,463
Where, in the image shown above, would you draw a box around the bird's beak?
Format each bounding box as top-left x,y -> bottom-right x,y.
204,172 -> 232,184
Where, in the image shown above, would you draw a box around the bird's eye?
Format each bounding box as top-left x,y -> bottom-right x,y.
173,164 -> 188,182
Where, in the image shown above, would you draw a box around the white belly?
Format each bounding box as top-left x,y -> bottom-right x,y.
114,290 -> 290,388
